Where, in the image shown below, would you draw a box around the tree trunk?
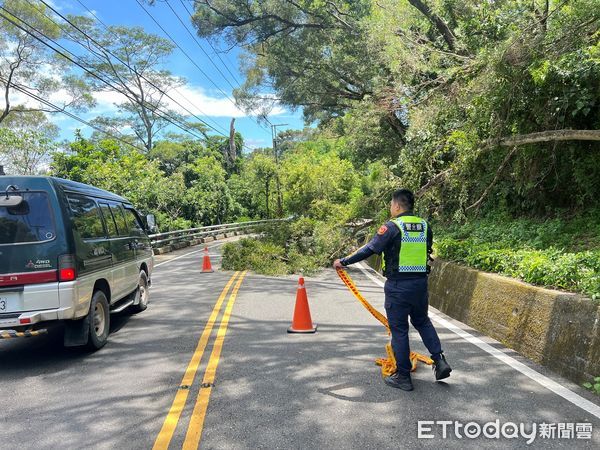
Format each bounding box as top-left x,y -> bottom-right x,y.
0,65 -> 18,124
265,179 -> 271,218
407,0 -> 458,52
229,118 -> 237,162
275,175 -> 283,217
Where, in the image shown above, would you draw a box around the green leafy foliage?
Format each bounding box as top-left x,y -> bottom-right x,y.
281,138 -> 360,221
51,133 -> 246,231
193,0 -> 375,123
434,214 -> 600,298
582,377 -> 600,396
221,214 -> 358,276
0,114 -> 58,174
222,239 -> 289,276
194,0 -> 600,219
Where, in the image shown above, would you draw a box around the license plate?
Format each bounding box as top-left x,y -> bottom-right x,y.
0,293 -> 19,313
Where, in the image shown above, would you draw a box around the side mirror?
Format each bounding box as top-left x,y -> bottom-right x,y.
146,214 -> 158,233
0,195 -> 23,208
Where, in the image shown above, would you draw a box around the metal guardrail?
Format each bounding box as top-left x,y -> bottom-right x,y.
148,219 -> 283,248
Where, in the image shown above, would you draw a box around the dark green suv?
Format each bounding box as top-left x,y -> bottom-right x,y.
0,176 -> 154,350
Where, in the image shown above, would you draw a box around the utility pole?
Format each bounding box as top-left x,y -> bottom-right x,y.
229,118 -> 237,164
271,123 -> 288,218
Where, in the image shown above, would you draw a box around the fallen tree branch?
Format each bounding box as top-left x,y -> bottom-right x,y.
416,168 -> 452,197
465,146 -> 518,212
328,219 -> 375,260
486,129 -> 600,148
413,129 -> 598,207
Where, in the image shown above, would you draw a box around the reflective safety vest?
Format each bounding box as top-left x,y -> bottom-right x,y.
389,215 -> 428,273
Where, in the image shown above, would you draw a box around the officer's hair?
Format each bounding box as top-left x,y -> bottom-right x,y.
392,189 -> 415,210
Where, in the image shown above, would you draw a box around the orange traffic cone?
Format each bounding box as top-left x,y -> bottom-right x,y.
287,277 -> 317,333
201,246 -> 214,273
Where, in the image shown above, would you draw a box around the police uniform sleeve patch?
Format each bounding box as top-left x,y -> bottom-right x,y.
377,225 -> 388,235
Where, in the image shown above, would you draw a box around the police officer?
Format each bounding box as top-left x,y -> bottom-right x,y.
333,189 -> 451,391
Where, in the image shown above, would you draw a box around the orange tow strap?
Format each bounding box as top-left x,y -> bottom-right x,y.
336,268 -> 433,376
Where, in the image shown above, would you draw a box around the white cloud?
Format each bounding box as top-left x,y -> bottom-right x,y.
165,84 -> 286,118
244,138 -> 267,150
91,90 -> 130,113
45,0 -> 70,12
77,85 -> 287,118
6,80 -> 287,134
88,83 -> 286,119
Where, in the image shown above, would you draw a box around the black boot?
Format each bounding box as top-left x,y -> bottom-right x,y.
433,354 -> 452,381
384,371 -> 414,391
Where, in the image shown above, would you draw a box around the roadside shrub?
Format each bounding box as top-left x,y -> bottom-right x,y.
583,377 -> 600,396
221,216 -> 355,276
222,239 -> 288,275
434,215 -> 600,299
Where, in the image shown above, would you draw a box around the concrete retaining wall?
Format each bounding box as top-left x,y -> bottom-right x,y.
428,260 -> 600,384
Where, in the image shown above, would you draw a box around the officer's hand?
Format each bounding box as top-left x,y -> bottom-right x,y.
333,259 -> 344,269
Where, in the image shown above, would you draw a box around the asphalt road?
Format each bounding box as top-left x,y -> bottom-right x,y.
1,239 -> 599,449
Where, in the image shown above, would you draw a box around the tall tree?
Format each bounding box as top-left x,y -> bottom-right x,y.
0,0 -> 93,124
0,111 -> 58,174
192,0 -> 380,124
246,151 -> 277,218
69,20 -> 184,152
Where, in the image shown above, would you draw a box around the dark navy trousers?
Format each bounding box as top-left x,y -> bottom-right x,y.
384,277 -> 442,374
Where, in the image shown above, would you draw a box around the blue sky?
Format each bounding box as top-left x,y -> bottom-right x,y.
45,0 -> 306,151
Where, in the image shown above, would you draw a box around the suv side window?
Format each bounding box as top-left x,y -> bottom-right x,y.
124,208 -> 144,237
67,196 -> 106,239
110,204 -> 129,236
98,203 -> 119,238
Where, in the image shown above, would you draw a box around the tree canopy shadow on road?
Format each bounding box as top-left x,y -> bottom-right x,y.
1,263 -> 598,449
195,269 -> 600,449
0,267 -> 248,449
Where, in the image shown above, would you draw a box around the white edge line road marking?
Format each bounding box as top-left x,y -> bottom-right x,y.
355,261 -> 600,420
154,242 -> 227,268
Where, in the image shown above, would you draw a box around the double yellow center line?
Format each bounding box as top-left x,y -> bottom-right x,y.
153,271 -> 247,450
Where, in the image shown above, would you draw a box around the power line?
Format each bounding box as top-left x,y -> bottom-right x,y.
135,0 -> 272,133
180,0 -> 241,79
22,2 -> 256,154
2,2 -> 258,154
174,0 -> 274,129
0,5 -> 210,146
69,0 -> 256,153
72,0 -> 233,138
166,0 -> 237,91
29,0 -> 228,142
174,0 -> 242,88
175,0 -> 276,132
0,75 -> 147,153
64,0 -> 260,152
135,0 -> 237,108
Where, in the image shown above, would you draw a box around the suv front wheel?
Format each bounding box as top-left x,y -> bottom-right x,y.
130,270 -> 149,314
